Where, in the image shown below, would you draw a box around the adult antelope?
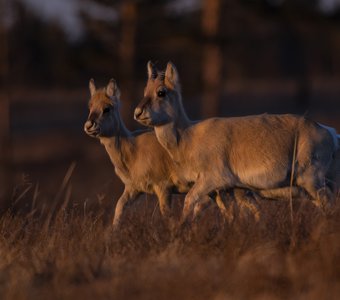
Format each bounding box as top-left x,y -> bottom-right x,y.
134,61 -> 339,222
84,79 -> 258,228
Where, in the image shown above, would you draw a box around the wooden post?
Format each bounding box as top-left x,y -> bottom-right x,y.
201,0 -> 222,118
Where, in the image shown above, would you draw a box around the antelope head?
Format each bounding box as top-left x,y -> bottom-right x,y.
84,78 -> 121,138
134,61 -> 182,127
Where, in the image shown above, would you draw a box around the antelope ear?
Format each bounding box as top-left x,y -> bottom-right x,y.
164,62 -> 179,88
147,61 -> 157,79
89,78 -> 96,96
106,78 -> 117,97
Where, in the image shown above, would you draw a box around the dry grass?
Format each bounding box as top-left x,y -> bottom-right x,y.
1,178 -> 340,300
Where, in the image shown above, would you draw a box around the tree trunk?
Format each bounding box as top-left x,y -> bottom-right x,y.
0,2 -> 12,211
119,0 -> 137,126
201,0 -> 222,118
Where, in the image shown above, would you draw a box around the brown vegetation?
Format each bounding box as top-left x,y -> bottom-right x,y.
1,176 -> 340,299
1,2 -> 340,298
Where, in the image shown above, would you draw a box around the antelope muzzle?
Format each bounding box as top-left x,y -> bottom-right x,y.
84,118 -> 100,137
134,97 -> 153,125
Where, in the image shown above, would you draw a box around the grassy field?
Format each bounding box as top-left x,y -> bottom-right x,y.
1,175 -> 340,300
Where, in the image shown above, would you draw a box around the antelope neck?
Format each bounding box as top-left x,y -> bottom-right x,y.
100,128 -> 134,176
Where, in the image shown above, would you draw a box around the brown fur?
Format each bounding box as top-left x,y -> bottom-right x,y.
135,62 -> 338,221
84,79 -> 259,227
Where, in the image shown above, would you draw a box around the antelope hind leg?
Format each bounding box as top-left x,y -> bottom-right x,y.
297,166 -> 336,209
259,186 -> 306,200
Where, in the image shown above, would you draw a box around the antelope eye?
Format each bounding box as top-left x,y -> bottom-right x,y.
157,90 -> 166,97
103,106 -> 111,114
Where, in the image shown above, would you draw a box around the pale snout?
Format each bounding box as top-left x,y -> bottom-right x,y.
84,119 -> 99,137
134,107 -> 143,120
134,107 -> 151,126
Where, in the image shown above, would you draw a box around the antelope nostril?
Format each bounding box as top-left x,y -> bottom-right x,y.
85,120 -> 95,131
134,107 -> 143,119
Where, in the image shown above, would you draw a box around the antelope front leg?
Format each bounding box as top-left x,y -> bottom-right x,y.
182,178 -> 216,225
154,185 -> 177,230
215,190 -> 238,224
154,185 -> 172,218
193,195 -> 213,220
233,189 -> 261,222
112,188 -> 139,230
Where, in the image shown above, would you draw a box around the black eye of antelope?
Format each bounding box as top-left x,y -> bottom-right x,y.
103,106 -> 111,114
157,90 -> 166,97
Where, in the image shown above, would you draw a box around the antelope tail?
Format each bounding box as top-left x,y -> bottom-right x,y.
318,123 -> 339,151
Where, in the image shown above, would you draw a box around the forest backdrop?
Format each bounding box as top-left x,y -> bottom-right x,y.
1,0 -> 340,210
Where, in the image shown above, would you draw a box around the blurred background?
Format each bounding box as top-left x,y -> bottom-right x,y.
1,0 -> 340,211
